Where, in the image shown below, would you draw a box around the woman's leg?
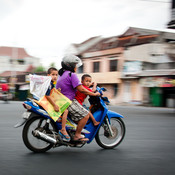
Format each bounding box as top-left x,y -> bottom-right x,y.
74,114 -> 89,141
68,99 -> 90,141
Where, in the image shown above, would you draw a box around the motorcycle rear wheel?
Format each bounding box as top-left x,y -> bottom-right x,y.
22,116 -> 57,153
95,117 -> 125,149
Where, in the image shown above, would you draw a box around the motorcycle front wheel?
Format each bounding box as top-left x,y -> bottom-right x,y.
22,116 -> 57,153
95,117 -> 125,149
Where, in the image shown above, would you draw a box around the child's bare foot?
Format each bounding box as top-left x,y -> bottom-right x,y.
57,116 -> 62,122
93,121 -> 100,126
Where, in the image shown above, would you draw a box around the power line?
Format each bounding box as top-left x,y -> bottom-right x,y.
140,0 -> 171,3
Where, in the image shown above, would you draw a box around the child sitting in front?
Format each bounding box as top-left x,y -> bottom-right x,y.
75,74 -> 100,126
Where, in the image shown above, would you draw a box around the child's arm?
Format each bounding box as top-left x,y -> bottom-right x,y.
45,95 -> 60,112
76,85 -> 100,96
91,82 -> 97,92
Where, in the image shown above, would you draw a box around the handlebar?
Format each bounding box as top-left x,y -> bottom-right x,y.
96,86 -> 107,96
89,86 -> 110,105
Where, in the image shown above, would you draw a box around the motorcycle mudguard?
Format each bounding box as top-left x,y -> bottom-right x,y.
107,110 -> 124,119
14,118 -> 28,128
14,112 -> 35,128
84,110 -> 106,143
14,111 -> 51,128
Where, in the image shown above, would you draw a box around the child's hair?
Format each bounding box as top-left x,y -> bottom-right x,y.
47,67 -> 58,74
81,74 -> 91,81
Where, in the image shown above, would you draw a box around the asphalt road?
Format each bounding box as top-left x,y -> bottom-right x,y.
0,101 -> 175,175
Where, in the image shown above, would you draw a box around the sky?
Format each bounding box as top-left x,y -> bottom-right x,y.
0,0 -> 173,68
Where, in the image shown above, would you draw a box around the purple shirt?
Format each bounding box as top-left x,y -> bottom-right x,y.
56,71 -> 81,100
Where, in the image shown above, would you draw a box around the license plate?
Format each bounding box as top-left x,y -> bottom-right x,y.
22,112 -> 31,119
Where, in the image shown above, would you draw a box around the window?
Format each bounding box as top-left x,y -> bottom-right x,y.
77,64 -> 83,73
93,62 -> 100,72
17,60 -> 25,65
9,59 -> 13,64
114,84 -> 118,96
110,60 -> 118,71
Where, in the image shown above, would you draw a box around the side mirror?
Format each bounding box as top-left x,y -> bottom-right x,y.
102,97 -> 110,104
101,87 -> 107,92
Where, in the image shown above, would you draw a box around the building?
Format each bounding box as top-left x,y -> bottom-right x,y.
65,36 -> 102,55
66,27 -> 175,107
122,27 -> 175,107
0,46 -> 41,100
167,0 -> 175,29
0,46 -> 40,74
66,35 -> 127,103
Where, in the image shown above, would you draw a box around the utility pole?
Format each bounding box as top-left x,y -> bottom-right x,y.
167,0 -> 175,29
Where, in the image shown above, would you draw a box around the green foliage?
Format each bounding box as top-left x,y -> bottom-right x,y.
34,66 -> 46,72
50,62 -> 56,67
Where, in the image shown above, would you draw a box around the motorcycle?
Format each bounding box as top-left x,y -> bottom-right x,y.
14,86 -> 125,153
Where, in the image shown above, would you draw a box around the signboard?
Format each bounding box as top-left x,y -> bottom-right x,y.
123,61 -> 142,74
140,77 -> 175,87
38,88 -> 72,122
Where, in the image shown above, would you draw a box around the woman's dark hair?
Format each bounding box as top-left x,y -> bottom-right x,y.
47,67 -> 58,74
58,61 -> 76,76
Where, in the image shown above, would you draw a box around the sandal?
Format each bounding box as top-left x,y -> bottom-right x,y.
73,137 -> 89,142
59,131 -> 70,142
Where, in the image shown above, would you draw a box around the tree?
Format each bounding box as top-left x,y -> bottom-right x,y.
34,66 -> 46,72
50,62 -> 56,68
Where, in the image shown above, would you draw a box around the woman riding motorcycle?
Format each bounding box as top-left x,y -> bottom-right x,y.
56,55 -> 100,142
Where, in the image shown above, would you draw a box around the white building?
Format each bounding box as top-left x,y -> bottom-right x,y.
0,46 -> 40,74
65,36 -> 102,55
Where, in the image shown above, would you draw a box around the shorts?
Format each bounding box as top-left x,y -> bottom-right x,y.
68,99 -> 89,122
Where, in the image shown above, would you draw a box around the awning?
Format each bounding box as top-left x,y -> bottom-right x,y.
137,69 -> 175,77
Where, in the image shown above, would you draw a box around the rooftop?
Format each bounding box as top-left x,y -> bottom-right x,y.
0,46 -> 32,59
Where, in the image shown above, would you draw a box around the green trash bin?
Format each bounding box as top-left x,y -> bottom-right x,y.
150,87 -> 163,107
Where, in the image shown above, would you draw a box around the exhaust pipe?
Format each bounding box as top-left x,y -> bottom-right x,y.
33,130 -> 57,144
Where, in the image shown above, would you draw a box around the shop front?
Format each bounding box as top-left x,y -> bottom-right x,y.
140,77 -> 175,107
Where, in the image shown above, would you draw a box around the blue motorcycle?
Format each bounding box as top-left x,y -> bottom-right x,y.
15,86 -> 125,152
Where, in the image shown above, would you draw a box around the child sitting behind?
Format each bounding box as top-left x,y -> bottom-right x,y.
46,67 -> 70,141
75,74 -> 100,126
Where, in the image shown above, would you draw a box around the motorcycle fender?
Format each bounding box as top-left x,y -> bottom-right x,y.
107,110 -> 124,119
14,112 -> 37,128
14,118 -> 28,128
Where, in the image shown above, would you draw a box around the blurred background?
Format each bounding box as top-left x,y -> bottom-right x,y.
0,0 -> 175,107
